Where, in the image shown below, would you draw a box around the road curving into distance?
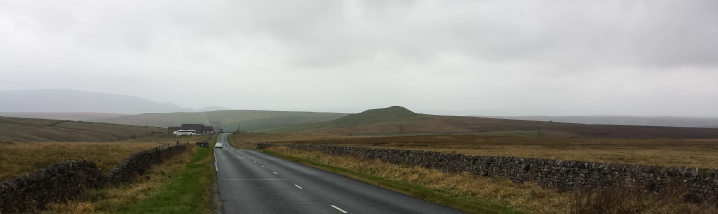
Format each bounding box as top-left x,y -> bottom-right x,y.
213,133 -> 464,214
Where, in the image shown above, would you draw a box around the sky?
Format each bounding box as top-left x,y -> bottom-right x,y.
1,0 -> 717,116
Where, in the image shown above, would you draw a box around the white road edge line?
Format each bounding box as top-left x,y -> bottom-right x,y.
331,205 -> 348,213
294,184 -> 303,189
214,151 -> 218,172
220,179 -> 288,181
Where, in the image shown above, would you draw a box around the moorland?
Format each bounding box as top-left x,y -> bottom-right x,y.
3,105 -> 718,213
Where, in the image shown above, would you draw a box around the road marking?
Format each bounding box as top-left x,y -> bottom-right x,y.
219,179 -> 288,181
294,184 -> 303,189
213,151 -> 218,172
331,205 -> 348,213
273,172 -> 278,175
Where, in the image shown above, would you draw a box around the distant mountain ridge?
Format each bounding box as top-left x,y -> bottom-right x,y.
489,116 -> 718,128
0,89 -> 200,114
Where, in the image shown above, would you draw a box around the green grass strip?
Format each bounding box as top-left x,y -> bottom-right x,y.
117,135 -> 217,214
263,150 -> 525,214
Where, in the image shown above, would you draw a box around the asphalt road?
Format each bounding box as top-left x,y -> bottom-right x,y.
213,133 -> 464,214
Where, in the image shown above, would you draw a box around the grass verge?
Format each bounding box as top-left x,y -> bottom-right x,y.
44,135 -> 217,213
114,134 -> 217,214
263,148 -> 528,214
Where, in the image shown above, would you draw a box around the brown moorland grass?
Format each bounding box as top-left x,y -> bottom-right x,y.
255,134 -> 718,169
0,116 -> 165,142
0,135 -> 207,180
42,143 -> 199,213
267,146 -> 566,213
235,133 -> 718,213
266,146 -> 718,214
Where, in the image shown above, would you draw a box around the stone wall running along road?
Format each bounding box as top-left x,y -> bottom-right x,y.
213,133 -> 463,214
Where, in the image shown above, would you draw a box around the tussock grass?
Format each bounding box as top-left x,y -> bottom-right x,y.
42,145 -> 197,213
113,135 -> 215,214
41,134 -> 214,213
0,142 -> 160,180
268,147 -> 562,213
0,135 -> 209,180
231,132 -> 360,149
268,147 -> 718,214
0,116 -> 165,142
258,134 -> 718,169
570,184 -> 718,214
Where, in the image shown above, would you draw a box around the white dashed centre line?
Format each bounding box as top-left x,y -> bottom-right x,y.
294,184 -> 303,189
331,205 -> 348,213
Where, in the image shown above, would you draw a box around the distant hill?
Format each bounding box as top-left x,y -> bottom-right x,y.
0,116 -> 164,142
92,110 -> 349,132
261,106 -> 427,133
0,89 -> 193,114
0,112 -> 125,121
328,106 -> 425,126
489,116 -> 718,128
263,106 -> 718,139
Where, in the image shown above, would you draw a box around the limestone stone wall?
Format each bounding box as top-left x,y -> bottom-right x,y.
0,144 -> 187,214
258,143 -> 718,203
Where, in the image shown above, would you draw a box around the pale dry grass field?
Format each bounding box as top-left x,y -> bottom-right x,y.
268,146 -> 718,214
232,132 -> 362,148
270,146 -> 570,213
237,133 -> 718,213
237,133 -> 718,169
42,145 -> 198,213
0,135 -> 206,180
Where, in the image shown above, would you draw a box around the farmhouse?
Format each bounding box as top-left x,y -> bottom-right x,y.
168,124 -> 214,135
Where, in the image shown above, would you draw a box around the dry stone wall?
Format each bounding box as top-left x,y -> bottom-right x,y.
257,143 -> 718,203
0,144 -> 187,214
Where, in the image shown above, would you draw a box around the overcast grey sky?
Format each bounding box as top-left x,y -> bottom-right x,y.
1,0 -> 717,116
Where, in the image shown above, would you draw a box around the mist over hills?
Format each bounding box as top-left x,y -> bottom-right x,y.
261,106 -> 718,138
0,89 -> 207,114
2,89 -> 717,135
490,116 -> 718,128
93,110 -> 349,132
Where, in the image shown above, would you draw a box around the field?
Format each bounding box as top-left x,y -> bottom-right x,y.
236,133 -> 718,169
94,110 -> 348,132
234,133 -> 718,213
0,116 -> 164,142
0,135 -> 208,180
0,134 -> 212,213
260,106 -> 718,139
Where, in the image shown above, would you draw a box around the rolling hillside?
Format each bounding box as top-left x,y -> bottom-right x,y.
93,110 -> 349,132
0,116 -> 164,142
0,112 -> 125,121
262,106 -> 718,139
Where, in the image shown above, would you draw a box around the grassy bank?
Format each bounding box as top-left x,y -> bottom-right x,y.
254,133 -> 718,169
115,134 -> 216,214
0,142 -> 162,180
264,147 -> 534,214
265,146 -> 718,214
41,135 -> 215,213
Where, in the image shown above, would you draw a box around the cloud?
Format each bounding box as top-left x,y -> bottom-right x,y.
0,0 -> 716,116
